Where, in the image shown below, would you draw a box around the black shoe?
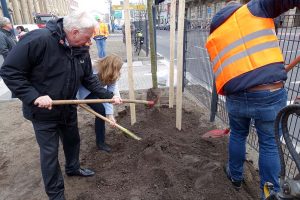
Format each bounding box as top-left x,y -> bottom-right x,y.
66,168 -> 95,177
97,143 -> 111,153
223,164 -> 242,190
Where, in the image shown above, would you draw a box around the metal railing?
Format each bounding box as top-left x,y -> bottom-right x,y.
183,15 -> 300,178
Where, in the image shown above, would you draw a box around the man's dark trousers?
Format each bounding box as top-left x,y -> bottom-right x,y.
32,111 -> 80,200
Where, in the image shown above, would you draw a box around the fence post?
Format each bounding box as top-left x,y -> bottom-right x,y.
183,19 -> 187,92
169,0 -> 177,108
210,78 -> 218,122
176,0 -> 186,130
152,5 -> 157,58
145,20 -> 149,57
124,0 -> 136,125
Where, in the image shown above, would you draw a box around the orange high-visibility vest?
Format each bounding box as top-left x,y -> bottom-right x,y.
94,22 -> 109,37
206,5 -> 284,95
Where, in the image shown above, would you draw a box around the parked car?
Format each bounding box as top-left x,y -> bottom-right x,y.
114,24 -> 122,30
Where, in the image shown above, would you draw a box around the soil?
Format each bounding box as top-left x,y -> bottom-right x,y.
0,92 -> 261,200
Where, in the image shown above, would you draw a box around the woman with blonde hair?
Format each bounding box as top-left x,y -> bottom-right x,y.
78,54 -> 123,152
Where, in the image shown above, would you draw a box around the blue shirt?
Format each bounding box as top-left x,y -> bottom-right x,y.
77,72 -> 120,115
210,0 -> 300,94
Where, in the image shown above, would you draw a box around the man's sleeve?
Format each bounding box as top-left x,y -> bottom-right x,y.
0,36 -> 9,58
249,0 -> 300,18
81,58 -> 114,99
0,37 -> 42,105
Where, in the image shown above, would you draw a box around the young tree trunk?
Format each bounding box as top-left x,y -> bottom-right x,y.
147,0 -> 158,89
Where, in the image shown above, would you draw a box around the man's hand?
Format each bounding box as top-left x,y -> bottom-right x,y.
112,95 -> 122,105
107,114 -> 116,127
285,55 -> 300,72
34,95 -> 53,110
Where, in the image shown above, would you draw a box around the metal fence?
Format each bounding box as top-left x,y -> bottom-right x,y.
183,14 -> 300,178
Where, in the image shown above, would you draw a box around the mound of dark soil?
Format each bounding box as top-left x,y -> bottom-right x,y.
0,97 -> 260,200
75,100 -> 260,200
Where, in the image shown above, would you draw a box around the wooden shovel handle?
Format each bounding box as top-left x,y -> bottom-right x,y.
52,99 -> 154,106
79,104 -> 141,141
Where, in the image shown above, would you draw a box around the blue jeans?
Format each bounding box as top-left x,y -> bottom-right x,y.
95,38 -> 106,58
226,88 -> 287,192
85,93 -> 106,144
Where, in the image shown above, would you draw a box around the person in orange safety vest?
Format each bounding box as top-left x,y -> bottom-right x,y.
94,16 -> 109,58
206,0 -> 300,198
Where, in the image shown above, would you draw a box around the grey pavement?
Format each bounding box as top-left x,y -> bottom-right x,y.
0,78 -> 12,100
95,33 -> 173,91
0,32 -> 171,100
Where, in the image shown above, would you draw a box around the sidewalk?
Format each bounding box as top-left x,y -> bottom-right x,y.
0,33 -> 171,100
0,78 -> 12,100
92,33 -> 172,91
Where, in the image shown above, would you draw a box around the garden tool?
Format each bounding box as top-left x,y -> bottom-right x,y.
52,99 -> 155,108
79,104 -> 141,141
201,128 -> 230,138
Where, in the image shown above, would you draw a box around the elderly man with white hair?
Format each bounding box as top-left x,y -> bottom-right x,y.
0,16 -> 16,62
0,11 -> 121,200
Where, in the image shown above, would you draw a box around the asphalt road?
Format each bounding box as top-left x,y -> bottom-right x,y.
156,30 -> 177,60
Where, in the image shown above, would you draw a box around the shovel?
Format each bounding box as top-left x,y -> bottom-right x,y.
201,128 -> 230,138
52,99 -> 155,107
79,104 -> 141,141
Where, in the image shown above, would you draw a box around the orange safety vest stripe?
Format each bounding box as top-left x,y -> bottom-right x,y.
212,36 -> 279,73
206,5 -> 284,94
94,22 -> 109,37
215,47 -> 284,92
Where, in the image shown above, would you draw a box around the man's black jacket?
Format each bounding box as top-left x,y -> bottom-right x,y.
0,19 -> 113,121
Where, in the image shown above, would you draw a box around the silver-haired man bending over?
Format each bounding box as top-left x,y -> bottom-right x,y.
0,11 -> 121,200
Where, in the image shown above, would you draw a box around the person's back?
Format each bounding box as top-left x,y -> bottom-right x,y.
207,0 -> 289,95
206,0 -> 300,197
78,55 -> 123,152
99,22 -> 109,38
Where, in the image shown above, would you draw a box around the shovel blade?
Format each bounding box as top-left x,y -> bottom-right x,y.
202,129 -> 230,138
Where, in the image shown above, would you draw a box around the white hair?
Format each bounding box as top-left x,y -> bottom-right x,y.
0,17 -> 11,28
63,10 -> 98,32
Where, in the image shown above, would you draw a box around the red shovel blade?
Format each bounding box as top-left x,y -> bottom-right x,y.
202,128 -> 230,138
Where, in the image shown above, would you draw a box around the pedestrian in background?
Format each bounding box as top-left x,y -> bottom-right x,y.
0,17 -> 16,63
0,11 -> 121,200
94,16 -> 109,58
16,25 -> 27,40
78,54 -> 123,153
122,22 -> 136,44
206,0 -> 300,198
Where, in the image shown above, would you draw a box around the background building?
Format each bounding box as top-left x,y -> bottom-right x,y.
70,0 -> 79,13
185,0 -> 298,21
0,0 -> 72,25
